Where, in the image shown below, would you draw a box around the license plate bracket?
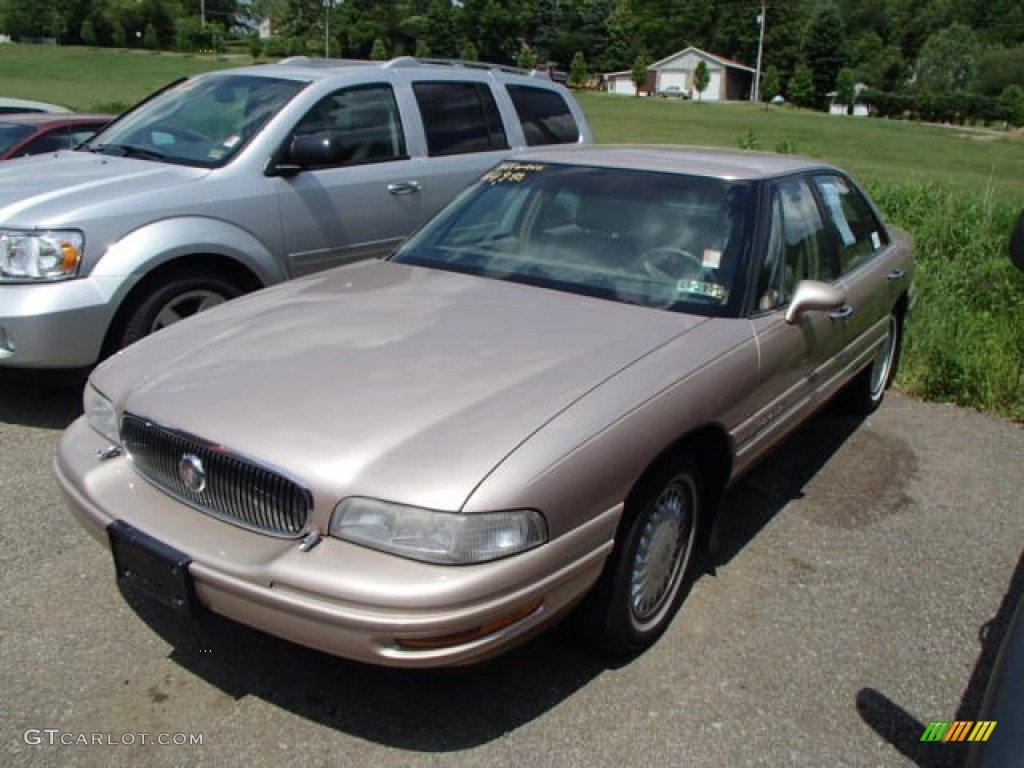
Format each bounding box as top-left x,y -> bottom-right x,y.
108,520 -> 197,616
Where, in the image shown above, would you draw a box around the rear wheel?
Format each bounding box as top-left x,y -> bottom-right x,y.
843,310 -> 903,414
119,272 -> 242,349
580,454 -> 704,657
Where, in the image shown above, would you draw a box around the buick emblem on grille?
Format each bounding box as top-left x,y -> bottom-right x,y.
178,453 -> 207,494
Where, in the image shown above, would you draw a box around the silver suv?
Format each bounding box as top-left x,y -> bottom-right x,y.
0,57 -> 591,368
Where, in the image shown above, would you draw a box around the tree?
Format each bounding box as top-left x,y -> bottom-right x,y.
997,83 -> 1024,126
459,39 -> 478,61
803,2 -> 847,109
762,64 -> 781,101
143,22 -> 159,50
113,22 -> 127,47
517,42 -> 538,70
415,38 -> 431,58
631,51 -> 649,96
81,19 -> 97,47
915,24 -> 980,92
788,62 -> 816,108
693,59 -> 710,101
248,33 -> 263,58
423,0 -> 458,59
835,67 -> 857,113
569,51 -> 588,88
370,36 -> 389,60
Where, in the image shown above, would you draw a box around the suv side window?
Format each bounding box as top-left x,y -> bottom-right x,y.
292,84 -> 407,168
505,85 -> 580,145
756,178 -> 837,310
412,81 -> 509,157
813,174 -> 888,275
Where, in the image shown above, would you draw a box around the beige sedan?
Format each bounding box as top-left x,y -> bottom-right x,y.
56,146 -> 913,667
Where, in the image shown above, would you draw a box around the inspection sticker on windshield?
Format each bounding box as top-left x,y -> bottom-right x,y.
482,163 -> 546,185
678,279 -> 728,301
702,249 -> 722,269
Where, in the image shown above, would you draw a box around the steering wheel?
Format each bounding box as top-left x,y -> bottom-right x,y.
640,247 -> 704,283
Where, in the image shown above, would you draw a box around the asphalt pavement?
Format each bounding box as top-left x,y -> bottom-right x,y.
1,372 -> 1022,768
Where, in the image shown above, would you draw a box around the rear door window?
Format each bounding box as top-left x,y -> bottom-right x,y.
813,174 -> 889,275
505,85 -> 579,145
412,81 -> 508,157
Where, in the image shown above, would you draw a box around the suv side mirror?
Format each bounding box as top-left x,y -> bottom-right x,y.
266,132 -> 335,177
289,132 -> 337,168
785,280 -> 846,324
1011,210 -> 1024,272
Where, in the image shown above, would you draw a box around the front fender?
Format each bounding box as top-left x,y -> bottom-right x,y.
91,216 -> 287,288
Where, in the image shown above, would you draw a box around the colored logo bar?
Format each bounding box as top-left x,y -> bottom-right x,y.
920,721 -> 997,742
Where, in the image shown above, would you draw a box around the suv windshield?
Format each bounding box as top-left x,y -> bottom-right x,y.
84,74 -> 305,168
393,161 -> 754,317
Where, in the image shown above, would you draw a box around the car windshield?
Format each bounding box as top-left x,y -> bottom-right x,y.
82,74 -> 306,168
0,123 -> 34,155
393,161 -> 755,316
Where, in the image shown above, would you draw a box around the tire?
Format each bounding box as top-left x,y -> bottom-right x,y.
579,454 -> 704,658
843,310 -> 903,415
119,272 -> 242,349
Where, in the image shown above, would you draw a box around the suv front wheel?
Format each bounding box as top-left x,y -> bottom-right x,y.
119,271 -> 242,349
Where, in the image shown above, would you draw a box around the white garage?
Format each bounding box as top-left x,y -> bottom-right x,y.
630,46 -> 755,102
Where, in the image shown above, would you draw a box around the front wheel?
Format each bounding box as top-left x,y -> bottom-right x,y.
843,310 -> 903,415
580,455 -> 704,657
119,272 -> 242,350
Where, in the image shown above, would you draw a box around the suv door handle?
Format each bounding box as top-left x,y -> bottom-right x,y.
829,305 -> 854,320
886,268 -> 905,281
388,181 -> 421,196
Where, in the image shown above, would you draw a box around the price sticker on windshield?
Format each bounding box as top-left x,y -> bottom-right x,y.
482,163 -> 546,185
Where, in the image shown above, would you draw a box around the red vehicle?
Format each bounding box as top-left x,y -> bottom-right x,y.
0,113 -> 112,160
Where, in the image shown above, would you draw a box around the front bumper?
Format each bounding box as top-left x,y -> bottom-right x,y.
0,277 -> 120,368
55,417 -> 617,667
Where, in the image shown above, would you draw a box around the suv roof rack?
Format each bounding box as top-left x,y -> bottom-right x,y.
276,55 -> 551,80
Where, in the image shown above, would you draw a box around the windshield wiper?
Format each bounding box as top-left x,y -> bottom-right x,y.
86,144 -> 167,162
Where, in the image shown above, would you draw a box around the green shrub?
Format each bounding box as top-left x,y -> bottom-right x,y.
871,183 -> 1024,420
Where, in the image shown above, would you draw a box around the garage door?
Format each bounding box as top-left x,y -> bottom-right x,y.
703,71 -> 723,101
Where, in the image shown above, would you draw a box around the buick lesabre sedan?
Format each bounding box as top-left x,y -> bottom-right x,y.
57,146 -> 913,667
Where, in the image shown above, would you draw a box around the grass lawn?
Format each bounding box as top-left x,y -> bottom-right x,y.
0,44 -> 255,112
575,92 -> 1024,207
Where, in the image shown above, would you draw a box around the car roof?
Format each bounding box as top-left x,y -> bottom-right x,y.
514,144 -> 839,181
210,56 -> 560,86
0,113 -> 113,126
0,97 -> 74,114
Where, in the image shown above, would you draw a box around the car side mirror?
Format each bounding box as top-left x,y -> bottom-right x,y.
1010,210 -> 1024,271
266,132 -> 336,177
290,132 -> 336,168
785,280 -> 846,324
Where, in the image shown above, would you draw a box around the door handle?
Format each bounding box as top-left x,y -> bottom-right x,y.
886,268 -> 905,281
829,305 -> 854,320
387,181 -> 421,195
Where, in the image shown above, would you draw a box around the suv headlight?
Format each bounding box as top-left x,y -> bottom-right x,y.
83,383 -> 120,445
0,229 -> 84,281
330,498 -> 547,564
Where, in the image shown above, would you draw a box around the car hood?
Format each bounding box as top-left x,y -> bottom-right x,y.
94,260 -> 702,512
0,152 -> 205,225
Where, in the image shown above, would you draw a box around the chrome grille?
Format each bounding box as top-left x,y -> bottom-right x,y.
121,414 -> 311,537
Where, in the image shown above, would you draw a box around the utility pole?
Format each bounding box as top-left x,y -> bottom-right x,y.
753,1 -> 766,102
324,0 -> 332,59
200,0 -> 205,28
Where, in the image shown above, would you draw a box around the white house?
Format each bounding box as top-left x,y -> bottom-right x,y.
604,46 -> 755,101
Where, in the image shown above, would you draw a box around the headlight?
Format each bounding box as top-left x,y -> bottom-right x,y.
0,229 -> 83,281
83,383 -> 120,445
330,498 -> 547,565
